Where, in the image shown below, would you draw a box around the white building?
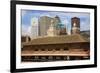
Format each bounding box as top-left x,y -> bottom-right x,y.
30,17 -> 39,39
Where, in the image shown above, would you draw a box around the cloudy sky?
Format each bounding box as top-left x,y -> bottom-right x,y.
21,9 -> 90,36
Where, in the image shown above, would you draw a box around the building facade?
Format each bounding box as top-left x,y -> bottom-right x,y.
21,34 -> 90,62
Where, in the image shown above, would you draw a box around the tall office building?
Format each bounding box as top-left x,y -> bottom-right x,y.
38,16 -> 61,36
47,19 -> 57,36
30,17 -> 39,39
38,16 -> 52,36
53,15 -> 61,27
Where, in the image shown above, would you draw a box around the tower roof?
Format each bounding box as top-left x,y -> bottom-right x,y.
71,17 -> 80,19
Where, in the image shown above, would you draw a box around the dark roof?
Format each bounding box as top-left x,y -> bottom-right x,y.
23,34 -> 89,45
71,17 -> 80,19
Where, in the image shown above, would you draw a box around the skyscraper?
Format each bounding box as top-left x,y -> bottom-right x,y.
53,15 -> 61,27
38,16 -> 61,36
47,19 -> 57,36
38,16 -> 52,36
30,17 -> 39,39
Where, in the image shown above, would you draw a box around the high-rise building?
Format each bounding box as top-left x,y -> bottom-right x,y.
71,17 -> 80,34
38,16 -> 52,36
30,17 -> 39,39
53,15 -> 61,27
38,16 -> 61,36
47,19 -> 57,36
56,23 -> 67,35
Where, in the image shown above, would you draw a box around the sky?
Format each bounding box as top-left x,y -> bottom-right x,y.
21,9 -> 90,36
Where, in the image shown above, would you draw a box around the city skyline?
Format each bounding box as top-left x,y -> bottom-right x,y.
21,10 -> 90,36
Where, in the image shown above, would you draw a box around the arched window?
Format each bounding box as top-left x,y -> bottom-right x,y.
41,48 -> 45,51
34,49 -> 38,51
55,48 -> 60,51
63,47 -> 68,51
48,48 -> 52,51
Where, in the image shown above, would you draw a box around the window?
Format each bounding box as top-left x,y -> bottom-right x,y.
34,49 -> 38,51
48,48 -> 52,51
41,49 -> 45,51
63,48 -> 68,51
55,48 -> 60,51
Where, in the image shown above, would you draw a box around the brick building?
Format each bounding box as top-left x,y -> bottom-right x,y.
21,34 -> 90,62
